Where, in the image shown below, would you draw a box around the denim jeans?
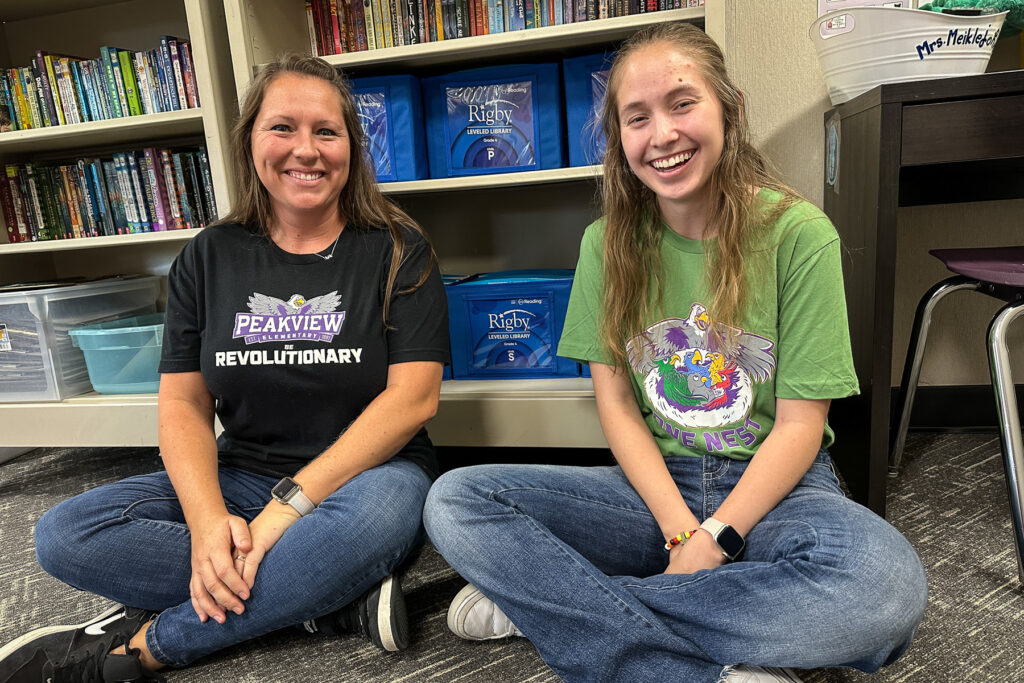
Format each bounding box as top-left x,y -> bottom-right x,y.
424,451 -> 928,683
34,457 -> 431,667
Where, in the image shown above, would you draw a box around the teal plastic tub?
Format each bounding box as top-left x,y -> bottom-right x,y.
68,313 -> 164,394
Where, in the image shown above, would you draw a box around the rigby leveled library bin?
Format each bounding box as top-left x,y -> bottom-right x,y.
445,270 -> 578,380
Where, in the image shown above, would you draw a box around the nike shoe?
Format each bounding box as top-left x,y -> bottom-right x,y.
446,583 -> 523,641
722,665 -> 804,682
0,604 -> 160,682
301,573 -> 409,652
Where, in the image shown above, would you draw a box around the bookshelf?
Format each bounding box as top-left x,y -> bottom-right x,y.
0,0 -> 238,446
0,0 -> 237,274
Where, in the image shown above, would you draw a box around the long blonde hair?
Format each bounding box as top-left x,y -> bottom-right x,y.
220,53 -> 434,325
599,22 -> 798,367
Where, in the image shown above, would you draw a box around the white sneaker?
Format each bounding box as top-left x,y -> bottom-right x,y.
722,665 -> 803,682
446,583 -> 523,641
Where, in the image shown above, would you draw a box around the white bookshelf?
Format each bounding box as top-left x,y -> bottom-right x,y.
0,379 -> 607,448
0,0 -> 239,447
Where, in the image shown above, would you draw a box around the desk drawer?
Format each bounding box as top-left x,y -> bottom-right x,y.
901,95 -> 1024,165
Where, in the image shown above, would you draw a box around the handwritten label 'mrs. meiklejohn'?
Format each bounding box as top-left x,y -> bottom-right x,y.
916,26 -> 1001,60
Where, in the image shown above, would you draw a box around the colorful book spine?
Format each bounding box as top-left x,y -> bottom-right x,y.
98,48 -> 124,119
117,51 -> 143,117
0,169 -> 21,243
68,61 -> 91,122
75,160 -> 100,237
5,165 -> 32,241
157,38 -> 181,111
101,160 -> 127,234
167,38 -> 189,111
104,48 -> 131,117
180,42 -> 199,108
196,147 -> 218,221
171,152 -> 194,230
141,149 -> 170,231
159,149 -> 185,230
124,152 -> 152,231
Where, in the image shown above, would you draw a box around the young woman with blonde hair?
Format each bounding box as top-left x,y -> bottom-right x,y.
425,22 -> 927,683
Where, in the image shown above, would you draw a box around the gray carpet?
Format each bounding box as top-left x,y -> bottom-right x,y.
1,433 -> 1022,682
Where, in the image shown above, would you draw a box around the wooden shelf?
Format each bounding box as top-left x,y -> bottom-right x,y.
0,379 -> 607,448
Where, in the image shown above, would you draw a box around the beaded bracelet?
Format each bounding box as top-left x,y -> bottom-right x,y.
664,529 -> 699,552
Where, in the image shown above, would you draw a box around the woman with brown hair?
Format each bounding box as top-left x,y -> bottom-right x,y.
0,54 -> 448,682
425,22 -> 926,683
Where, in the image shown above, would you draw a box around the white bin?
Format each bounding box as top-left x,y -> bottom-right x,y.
811,7 -> 1007,105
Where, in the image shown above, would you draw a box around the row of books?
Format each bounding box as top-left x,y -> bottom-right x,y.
2,146 -> 217,243
306,0 -> 704,54
0,37 -> 200,133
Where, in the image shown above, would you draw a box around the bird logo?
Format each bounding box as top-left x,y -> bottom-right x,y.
626,303 -> 775,429
247,291 -> 342,316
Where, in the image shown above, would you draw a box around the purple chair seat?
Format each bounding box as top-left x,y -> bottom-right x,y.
930,247 -> 1024,287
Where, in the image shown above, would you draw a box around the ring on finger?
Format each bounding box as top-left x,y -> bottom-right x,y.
235,554 -> 246,561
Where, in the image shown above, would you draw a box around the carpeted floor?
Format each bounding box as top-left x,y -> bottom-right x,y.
0,432 -> 1022,682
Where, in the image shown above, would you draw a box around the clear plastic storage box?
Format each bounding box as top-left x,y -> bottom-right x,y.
0,276 -> 160,402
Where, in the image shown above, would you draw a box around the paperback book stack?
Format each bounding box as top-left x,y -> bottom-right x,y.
306,0 -> 704,52
0,36 -> 199,132
1,146 -> 217,242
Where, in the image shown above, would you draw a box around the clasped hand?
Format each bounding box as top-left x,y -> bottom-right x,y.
188,504 -> 301,623
664,530 -> 727,575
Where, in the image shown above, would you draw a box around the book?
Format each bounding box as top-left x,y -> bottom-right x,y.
125,152 -> 152,231
141,149 -> 170,231
349,0 -> 369,51
180,42 -> 199,108
69,61 -> 92,122
361,0 -> 378,50
102,47 -> 131,118
101,160 -> 128,234
0,169 -> 22,243
305,1 -> 319,55
21,68 -> 45,129
75,160 -> 100,237
133,52 -> 153,115
117,50 -> 143,117
195,147 -> 218,221
329,0 -> 344,54
84,159 -> 114,236
111,153 -> 139,233
159,149 -> 185,230
167,39 -> 189,110
23,164 -> 50,240
157,37 -> 181,111
30,55 -> 57,127
171,152 -> 194,230
4,165 -> 32,241
97,48 -> 125,119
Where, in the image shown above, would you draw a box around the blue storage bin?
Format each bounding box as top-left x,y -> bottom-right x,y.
445,270 -> 578,379
422,63 -> 565,178
350,75 -> 429,182
68,313 -> 164,394
563,51 -> 615,167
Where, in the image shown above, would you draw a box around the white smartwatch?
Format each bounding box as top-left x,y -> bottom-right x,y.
700,517 -> 746,562
271,477 -> 315,517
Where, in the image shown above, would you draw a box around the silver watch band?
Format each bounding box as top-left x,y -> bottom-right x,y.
282,488 -> 315,516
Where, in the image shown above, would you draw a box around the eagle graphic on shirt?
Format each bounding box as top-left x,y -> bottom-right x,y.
626,303 -> 776,429
247,291 -> 342,316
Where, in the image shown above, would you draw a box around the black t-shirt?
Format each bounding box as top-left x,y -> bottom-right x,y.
159,221 -> 450,479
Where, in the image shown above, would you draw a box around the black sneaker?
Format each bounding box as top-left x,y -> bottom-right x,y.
301,574 -> 409,652
0,604 -> 158,682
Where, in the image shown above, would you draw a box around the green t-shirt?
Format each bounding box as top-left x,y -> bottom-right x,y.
557,189 -> 859,460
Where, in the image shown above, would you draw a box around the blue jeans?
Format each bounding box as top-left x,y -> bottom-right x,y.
34,457 -> 431,667
424,451 -> 927,683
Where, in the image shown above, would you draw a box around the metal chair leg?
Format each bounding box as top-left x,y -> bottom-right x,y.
987,299 -> 1024,584
890,276 -> 982,476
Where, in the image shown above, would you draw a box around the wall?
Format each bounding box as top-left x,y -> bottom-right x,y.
709,0 -> 1023,388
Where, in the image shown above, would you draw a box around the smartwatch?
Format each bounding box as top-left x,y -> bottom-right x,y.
700,517 -> 745,561
271,477 -> 315,517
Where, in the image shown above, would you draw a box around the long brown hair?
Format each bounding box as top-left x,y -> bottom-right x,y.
599,22 -> 799,367
220,53 -> 434,325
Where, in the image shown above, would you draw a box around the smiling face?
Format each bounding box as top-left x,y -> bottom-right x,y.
615,43 -> 725,234
251,72 -> 351,229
